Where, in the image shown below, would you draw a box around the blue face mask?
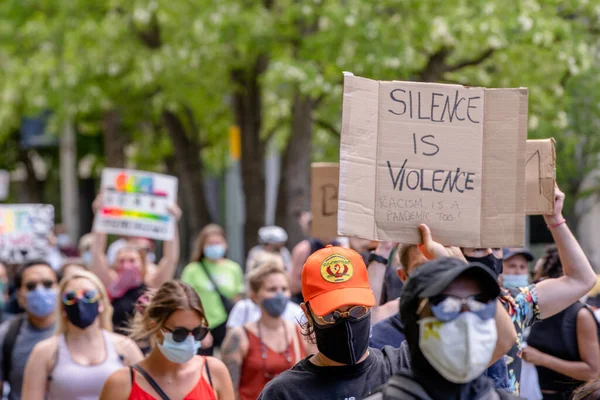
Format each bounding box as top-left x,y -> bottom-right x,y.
203,244 -> 226,260
158,331 -> 201,364
263,292 -> 289,318
502,274 -> 529,289
26,287 -> 57,318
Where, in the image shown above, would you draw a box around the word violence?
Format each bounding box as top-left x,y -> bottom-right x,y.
387,160 -> 476,193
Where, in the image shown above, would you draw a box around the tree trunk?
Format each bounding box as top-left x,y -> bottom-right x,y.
18,149 -> 44,203
232,55 -> 268,251
276,92 -> 314,247
162,110 -> 211,245
101,109 -> 126,168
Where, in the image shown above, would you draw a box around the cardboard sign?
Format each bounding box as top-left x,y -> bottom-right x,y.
311,163 -> 339,240
93,169 -> 178,241
525,139 -> 556,215
0,204 -> 54,264
338,73 -> 528,247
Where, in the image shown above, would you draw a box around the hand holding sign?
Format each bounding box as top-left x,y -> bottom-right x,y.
417,224 -> 465,261
543,184 -> 565,226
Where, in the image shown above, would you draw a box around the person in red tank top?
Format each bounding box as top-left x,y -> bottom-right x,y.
221,261 -> 310,400
100,281 -> 234,400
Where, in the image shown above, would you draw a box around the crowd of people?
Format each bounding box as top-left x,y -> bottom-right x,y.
0,184 -> 598,399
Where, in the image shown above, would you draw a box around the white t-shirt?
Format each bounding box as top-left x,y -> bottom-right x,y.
226,298 -> 305,328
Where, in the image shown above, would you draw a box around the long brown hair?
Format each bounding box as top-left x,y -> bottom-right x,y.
190,224 -> 226,262
129,280 -> 208,345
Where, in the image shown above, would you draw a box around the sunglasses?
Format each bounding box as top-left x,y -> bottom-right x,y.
25,280 -> 55,292
418,294 -> 496,322
311,305 -> 371,325
163,325 -> 209,343
62,289 -> 100,306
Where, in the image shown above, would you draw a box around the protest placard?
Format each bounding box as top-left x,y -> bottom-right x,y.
311,163 -> 339,240
93,169 -> 178,241
0,204 -> 54,264
525,139 -> 556,215
338,73 -> 528,247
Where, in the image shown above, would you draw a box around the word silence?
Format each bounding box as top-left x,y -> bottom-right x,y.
339,73 -> 527,247
93,168 -> 178,241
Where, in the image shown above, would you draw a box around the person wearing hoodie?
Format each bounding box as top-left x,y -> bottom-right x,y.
365,257 -> 522,400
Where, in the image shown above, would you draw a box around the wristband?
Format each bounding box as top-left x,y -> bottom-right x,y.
368,252 -> 389,266
547,219 -> 566,229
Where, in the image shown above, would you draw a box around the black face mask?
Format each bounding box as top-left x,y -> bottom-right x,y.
312,312 -> 371,365
464,254 -> 503,277
65,300 -> 100,330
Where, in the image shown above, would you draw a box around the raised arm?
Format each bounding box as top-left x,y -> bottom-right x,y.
146,204 -> 181,288
90,196 -> 117,288
536,186 -> 596,318
490,300 -> 517,365
220,327 -> 248,399
367,242 -> 395,306
289,240 -> 311,295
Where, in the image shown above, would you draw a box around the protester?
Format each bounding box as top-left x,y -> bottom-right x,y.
99,280 -> 234,400
288,212 -> 341,303
455,185 -> 597,395
77,233 -> 94,266
181,224 -> 244,355
365,258 -> 521,400
523,244 -> 600,399
501,248 -> 534,289
0,260 -> 58,400
58,259 -> 87,280
246,226 -> 292,272
90,198 -> 181,334
221,261 -> 308,400
0,262 -> 8,323
572,379 -> 600,400
21,270 -> 144,399
370,243 -> 514,391
258,245 -> 409,399
226,260 -> 304,329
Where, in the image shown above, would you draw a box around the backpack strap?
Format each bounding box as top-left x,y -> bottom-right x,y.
132,364 -> 171,400
2,314 -> 25,381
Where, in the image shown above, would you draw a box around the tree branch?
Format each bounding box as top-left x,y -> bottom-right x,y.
262,118 -> 288,144
315,119 -> 339,137
445,48 -> 495,73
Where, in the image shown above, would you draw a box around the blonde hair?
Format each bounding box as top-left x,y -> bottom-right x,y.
129,280 -> 208,345
56,270 -> 113,334
190,224 -> 225,262
248,251 -> 285,272
115,246 -> 147,277
247,260 -> 287,293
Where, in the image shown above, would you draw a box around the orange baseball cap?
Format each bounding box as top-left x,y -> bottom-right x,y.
302,245 -> 375,316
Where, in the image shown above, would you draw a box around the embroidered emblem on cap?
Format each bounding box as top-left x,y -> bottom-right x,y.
320,254 -> 354,283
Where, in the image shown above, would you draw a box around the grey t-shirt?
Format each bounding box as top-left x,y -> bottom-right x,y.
0,317 -> 55,400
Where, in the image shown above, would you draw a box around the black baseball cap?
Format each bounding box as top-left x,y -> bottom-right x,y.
502,248 -> 534,262
400,257 -> 500,319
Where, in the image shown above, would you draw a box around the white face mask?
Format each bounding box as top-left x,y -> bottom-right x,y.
418,312 -> 497,383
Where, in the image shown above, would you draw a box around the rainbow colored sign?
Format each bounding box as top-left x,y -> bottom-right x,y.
0,204 -> 54,263
93,169 -> 178,241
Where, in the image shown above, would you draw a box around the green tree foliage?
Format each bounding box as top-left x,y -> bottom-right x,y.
1,0 -> 599,248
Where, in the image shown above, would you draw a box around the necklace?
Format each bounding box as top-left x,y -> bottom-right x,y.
257,320 -> 292,379
316,352 -> 329,367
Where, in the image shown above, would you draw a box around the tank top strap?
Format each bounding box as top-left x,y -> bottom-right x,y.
56,333 -> 72,362
202,356 -> 213,388
102,330 -> 122,363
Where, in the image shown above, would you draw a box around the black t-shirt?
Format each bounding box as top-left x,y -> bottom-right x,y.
111,284 -> 147,334
257,347 -> 409,400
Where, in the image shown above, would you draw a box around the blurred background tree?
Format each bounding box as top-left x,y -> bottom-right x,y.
1,0 -> 599,261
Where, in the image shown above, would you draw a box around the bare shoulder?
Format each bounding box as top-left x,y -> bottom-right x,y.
108,331 -> 137,349
108,331 -> 144,364
205,356 -> 229,375
99,367 -> 132,400
577,307 -> 598,329
221,326 -> 248,356
292,240 -> 310,256
31,335 -> 59,358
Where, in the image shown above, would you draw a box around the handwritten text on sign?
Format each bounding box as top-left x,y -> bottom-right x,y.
375,82 -> 484,244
